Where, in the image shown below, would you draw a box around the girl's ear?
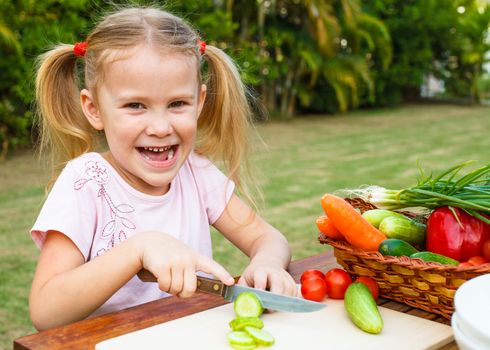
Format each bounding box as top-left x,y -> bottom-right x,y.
80,89 -> 104,130
197,84 -> 207,118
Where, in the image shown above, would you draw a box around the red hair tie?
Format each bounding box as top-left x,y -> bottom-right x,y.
198,39 -> 206,55
74,42 -> 88,57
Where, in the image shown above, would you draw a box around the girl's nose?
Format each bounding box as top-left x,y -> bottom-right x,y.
146,113 -> 173,137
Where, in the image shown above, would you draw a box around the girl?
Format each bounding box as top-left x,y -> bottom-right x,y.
30,6 -> 297,331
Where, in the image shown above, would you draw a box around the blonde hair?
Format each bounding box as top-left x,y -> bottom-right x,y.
35,6 -> 258,206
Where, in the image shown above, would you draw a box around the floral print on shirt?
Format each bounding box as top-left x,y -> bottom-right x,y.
74,160 -> 135,257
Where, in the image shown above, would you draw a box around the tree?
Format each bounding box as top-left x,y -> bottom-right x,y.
225,0 -> 392,116
443,2 -> 490,103
0,20 -> 22,159
0,0 -> 91,158
365,0 -> 490,105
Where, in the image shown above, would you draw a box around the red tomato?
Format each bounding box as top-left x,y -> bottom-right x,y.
300,269 -> 325,284
301,277 -> 327,302
356,276 -> 379,300
458,262 -> 475,268
483,239 -> 490,261
324,268 -> 352,299
467,256 -> 489,266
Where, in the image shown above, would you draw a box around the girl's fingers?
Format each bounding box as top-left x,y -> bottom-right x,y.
196,255 -> 234,285
237,275 -> 249,286
288,278 -> 300,297
252,269 -> 268,290
169,265 -> 184,295
283,274 -> 299,297
267,273 -> 285,295
156,265 -> 171,293
178,267 -> 197,298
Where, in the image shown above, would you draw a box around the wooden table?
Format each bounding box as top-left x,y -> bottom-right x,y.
14,251 -> 457,350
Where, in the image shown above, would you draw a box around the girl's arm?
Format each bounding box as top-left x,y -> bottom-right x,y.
213,194 -> 298,297
30,230 -> 233,330
30,231 -> 141,330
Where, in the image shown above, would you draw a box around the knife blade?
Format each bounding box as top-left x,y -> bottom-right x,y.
137,269 -> 325,313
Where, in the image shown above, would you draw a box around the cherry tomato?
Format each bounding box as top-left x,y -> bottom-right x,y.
356,276 -> 379,300
323,268 -> 352,299
483,239 -> 490,261
467,256 -> 489,266
458,262 -> 475,268
301,277 -> 327,302
300,269 -> 325,284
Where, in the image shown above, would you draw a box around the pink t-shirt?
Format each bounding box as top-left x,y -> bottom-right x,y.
31,151 -> 234,316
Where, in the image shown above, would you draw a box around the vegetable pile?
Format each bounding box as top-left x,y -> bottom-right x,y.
318,161 -> 490,267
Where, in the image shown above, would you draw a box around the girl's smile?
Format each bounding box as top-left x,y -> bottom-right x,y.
138,145 -> 178,168
81,46 -> 206,196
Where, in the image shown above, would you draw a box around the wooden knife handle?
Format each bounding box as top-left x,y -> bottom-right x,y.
137,269 -> 227,297
196,276 -> 227,297
137,268 -> 157,283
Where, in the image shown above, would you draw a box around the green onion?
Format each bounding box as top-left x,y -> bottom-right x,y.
341,161 -> 490,224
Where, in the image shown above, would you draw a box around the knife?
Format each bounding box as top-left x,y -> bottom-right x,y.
137,269 -> 325,313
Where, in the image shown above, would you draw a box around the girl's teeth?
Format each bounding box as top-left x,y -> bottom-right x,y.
144,146 -> 172,152
167,148 -> 174,160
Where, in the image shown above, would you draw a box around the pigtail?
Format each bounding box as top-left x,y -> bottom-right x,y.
197,45 -> 260,209
35,44 -> 95,188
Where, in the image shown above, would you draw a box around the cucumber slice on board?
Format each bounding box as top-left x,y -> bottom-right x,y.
227,331 -> 256,348
229,317 -> 264,331
244,326 -> 275,346
233,292 -> 263,318
229,344 -> 257,350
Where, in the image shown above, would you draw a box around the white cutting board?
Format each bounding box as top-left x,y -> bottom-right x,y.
96,299 -> 453,350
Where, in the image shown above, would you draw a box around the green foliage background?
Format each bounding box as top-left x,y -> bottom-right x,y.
0,0 -> 489,157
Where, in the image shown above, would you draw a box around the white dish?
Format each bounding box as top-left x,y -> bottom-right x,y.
454,273 -> 490,345
451,312 -> 490,350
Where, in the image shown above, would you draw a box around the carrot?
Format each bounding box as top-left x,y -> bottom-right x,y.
316,215 -> 344,240
321,194 -> 387,251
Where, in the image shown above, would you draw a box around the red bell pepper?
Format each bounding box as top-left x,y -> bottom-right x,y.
426,207 -> 489,261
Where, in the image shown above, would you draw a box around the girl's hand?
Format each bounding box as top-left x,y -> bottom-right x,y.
237,258 -> 298,297
133,231 -> 235,298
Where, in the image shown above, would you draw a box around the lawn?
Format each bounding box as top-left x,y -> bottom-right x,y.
2,104 -> 490,349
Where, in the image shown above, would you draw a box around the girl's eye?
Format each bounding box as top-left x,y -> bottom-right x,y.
169,101 -> 187,108
126,103 -> 145,110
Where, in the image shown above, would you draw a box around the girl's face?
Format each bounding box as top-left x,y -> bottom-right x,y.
81,46 -> 206,195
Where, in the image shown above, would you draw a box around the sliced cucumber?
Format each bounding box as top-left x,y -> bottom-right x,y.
234,292 -> 263,318
227,331 -> 256,348
229,317 -> 264,331
229,344 -> 257,350
244,326 -> 275,346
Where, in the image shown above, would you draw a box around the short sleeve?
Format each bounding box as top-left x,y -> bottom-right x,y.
31,162 -> 97,261
188,153 -> 235,224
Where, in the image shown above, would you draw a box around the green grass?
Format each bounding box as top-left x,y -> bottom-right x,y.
2,104 -> 490,349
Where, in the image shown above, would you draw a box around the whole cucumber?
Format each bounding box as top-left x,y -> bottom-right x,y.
379,216 -> 426,245
344,282 -> 383,334
410,251 -> 459,266
361,209 -> 407,228
378,238 -> 419,257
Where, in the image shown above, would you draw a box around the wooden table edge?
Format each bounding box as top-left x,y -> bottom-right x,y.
13,250 -> 457,350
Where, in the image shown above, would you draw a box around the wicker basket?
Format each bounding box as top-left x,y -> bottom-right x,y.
318,198 -> 490,319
